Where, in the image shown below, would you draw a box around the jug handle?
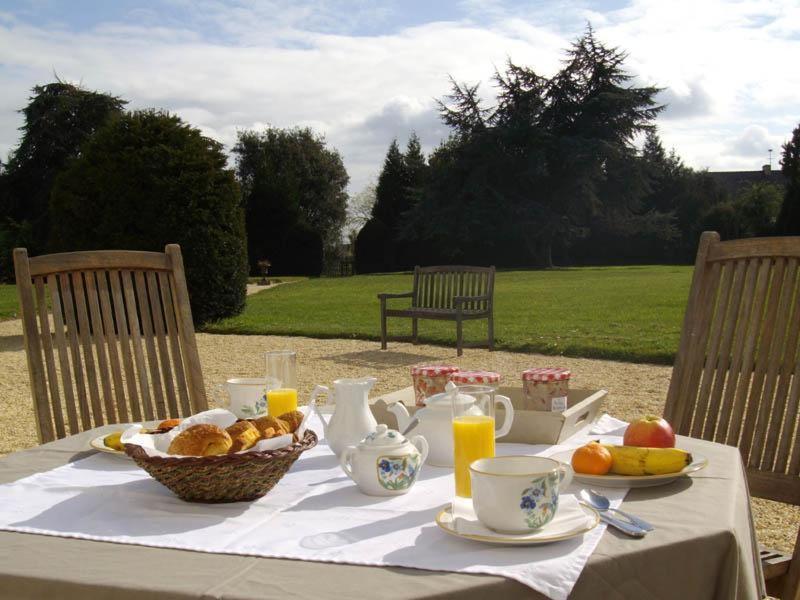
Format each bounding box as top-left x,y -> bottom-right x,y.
212,383 -> 230,410
494,394 -> 515,439
310,385 -> 331,428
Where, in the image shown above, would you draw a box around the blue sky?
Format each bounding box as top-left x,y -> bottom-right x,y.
1,0 -> 798,192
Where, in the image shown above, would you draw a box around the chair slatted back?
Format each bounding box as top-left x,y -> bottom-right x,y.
664,232 -> 800,506
14,245 -> 208,443
412,266 -> 495,311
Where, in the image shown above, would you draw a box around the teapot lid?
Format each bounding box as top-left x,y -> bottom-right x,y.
360,424 -> 407,447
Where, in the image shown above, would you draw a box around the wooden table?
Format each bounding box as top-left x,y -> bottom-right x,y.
0,422 -> 764,600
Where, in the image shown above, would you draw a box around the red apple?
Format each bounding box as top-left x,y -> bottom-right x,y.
623,415 -> 676,448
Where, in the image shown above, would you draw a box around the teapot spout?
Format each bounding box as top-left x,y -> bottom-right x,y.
388,402 -> 411,430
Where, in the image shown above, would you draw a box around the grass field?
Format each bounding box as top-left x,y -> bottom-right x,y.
0,286 -> 18,321
205,266 -> 692,364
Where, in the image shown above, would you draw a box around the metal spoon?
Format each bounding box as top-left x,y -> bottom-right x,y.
589,509 -> 647,538
580,489 -> 655,532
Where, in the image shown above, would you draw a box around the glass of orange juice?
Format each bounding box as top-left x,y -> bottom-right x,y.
451,385 -> 515,497
267,388 -> 298,416
266,350 -> 297,416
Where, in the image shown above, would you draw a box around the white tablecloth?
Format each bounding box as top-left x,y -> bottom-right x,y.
0,413 -> 628,600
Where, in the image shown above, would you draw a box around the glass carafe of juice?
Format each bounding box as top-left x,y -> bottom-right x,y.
451,384 -> 514,497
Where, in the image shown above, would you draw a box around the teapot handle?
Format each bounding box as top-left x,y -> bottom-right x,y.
494,394 -> 514,439
310,385 -> 331,427
339,446 -> 357,481
410,435 -> 429,466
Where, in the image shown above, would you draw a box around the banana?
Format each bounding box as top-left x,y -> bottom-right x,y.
104,431 -> 124,451
601,444 -> 692,476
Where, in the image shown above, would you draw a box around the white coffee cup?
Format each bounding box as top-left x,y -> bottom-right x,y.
215,378 -> 267,419
470,455 -> 573,533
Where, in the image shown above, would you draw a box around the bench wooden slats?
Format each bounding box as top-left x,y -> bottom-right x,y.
379,266 -> 495,356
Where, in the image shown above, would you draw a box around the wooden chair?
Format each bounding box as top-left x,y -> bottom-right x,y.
14,245 -> 208,443
664,232 -> 800,599
378,265 -> 495,356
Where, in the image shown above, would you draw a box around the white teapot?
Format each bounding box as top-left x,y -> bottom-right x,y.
389,386 -> 514,467
340,424 -> 429,496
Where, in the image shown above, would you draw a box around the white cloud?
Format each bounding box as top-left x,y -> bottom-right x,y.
724,124 -> 782,159
0,0 -> 798,189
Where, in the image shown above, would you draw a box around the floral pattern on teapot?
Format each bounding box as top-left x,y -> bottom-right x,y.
520,471 -> 560,529
377,454 -> 421,491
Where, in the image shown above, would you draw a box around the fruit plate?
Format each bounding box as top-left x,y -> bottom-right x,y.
549,449 -> 708,488
435,501 -> 599,545
90,434 -> 129,458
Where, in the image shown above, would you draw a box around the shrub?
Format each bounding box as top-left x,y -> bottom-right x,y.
49,110 -> 248,325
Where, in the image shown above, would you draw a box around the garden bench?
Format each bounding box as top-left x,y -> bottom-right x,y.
378,265 -> 495,356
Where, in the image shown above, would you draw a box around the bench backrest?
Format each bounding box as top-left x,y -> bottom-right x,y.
411,266 -> 495,310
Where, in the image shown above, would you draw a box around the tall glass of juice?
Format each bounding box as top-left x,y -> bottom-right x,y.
451,384 -> 515,497
265,350 -> 297,416
267,388 -> 298,416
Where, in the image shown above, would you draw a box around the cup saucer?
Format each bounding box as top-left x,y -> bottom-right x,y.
435,495 -> 599,545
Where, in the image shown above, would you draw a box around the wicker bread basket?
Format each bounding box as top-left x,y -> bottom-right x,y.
125,430 -> 318,503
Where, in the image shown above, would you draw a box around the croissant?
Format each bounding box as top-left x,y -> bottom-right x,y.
253,416 -> 290,438
168,424 -> 232,456
226,421 -> 261,453
277,410 -> 304,433
157,418 -> 182,431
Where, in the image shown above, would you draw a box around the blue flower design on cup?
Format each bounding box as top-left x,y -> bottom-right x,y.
520,471 -> 559,529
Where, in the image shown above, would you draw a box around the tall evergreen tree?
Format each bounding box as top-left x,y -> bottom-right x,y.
401,27 -> 663,267
777,124 -> 800,235
0,82 -> 125,276
357,135 -> 429,271
371,139 -> 408,227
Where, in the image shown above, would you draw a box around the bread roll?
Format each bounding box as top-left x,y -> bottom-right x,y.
253,416 -> 290,438
168,424 -> 232,456
278,410 -> 304,433
226,421 -> 260,453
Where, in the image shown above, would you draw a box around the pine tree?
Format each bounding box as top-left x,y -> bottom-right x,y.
372,139 -> 408,227
402,27 -> 663,268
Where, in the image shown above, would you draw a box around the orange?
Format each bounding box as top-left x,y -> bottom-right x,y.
571,442 -> 612,475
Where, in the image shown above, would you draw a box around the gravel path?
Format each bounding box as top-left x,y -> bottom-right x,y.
0,317 -> 796,553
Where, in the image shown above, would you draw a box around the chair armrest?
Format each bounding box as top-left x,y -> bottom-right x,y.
377,291 -> 414,300
453,295 -> 491,305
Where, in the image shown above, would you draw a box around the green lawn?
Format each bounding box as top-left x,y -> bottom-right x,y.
0,285 -> 19,320
205,266 -> 692,364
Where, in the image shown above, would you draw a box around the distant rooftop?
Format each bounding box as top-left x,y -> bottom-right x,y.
708,165 -> 787,195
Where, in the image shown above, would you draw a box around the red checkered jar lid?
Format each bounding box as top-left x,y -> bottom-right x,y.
449,370 -> 501,384
522,367 -> 571,382
410,365 -> 460,377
